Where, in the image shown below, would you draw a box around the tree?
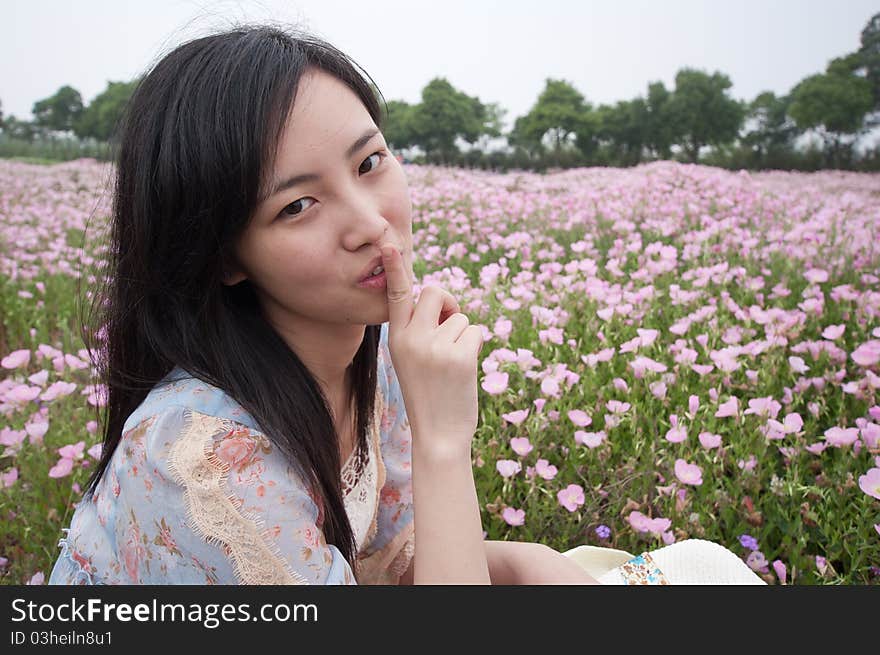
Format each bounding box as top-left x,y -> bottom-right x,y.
858,12 -> 880,108
665,69 -> 745,162
2,115 -> 39,141
595,98 -> 649,166
32,85 -> 84,133
73,80 -> 138,141
381,100 -> 419,150
512,79 -> 591,157
788,72 -> 873,167
644,81 -> 676,159
408,78 -> 489,161
741,91 -> 798,165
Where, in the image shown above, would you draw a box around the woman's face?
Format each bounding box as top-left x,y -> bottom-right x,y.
225,67 -> 414,331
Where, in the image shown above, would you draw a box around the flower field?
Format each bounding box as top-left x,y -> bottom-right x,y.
1,158 -> 878,584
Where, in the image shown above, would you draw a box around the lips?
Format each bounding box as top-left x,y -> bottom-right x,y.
357,255 -> 385,283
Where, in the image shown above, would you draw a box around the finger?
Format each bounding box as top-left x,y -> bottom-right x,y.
435,312 -> 470,342
458,324 -> 485,360
411,285 -> 461,331
381,244 -> 413,329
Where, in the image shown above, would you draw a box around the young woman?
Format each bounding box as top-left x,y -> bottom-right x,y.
46,23 -> 602,585
47,24 -> 763,586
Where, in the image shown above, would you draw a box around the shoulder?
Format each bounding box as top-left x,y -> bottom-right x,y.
123,367 -> 261,436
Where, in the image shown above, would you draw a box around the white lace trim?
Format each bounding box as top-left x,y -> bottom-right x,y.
342,384 -> 385,552
167,408 -> 310,585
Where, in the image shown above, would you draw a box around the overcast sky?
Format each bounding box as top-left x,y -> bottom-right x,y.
2,0 -> 878,132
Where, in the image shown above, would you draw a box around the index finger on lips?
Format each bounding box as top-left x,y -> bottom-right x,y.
381,244 -> 413,329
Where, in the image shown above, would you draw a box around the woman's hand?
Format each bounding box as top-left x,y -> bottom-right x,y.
381,243 -> 484,460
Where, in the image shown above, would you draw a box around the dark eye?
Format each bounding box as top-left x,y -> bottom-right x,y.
281,197 -> 316,217
359,150 -> 386,175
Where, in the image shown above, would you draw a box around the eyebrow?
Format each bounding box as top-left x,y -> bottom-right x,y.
267,128 -> 381,199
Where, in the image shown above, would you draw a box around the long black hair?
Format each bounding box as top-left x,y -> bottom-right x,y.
81,24 -> 389,575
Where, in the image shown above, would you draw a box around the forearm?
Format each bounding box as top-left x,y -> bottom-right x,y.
411,441 -> 490,584
485,540 -> 601,585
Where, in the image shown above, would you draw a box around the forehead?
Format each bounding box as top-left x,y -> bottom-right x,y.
275,68 -> 375,166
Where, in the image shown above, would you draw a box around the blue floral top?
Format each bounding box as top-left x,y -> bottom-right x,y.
48,322 -> 415,585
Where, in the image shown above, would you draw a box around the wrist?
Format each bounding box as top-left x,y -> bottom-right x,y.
411,431 -> 473,465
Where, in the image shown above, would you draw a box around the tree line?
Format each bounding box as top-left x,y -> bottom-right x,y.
3,12 -> 880,172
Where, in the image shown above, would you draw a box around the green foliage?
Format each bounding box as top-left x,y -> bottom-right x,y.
32,86 -> 84,133
72,80 -> 138,142
511,79 -> 592,156
789,73 -> 873,136
595,98 -> 649,166
664,69 -> 745,163
409,78 -> 492,161
858,12 -> 880,108
381,99 -> 419,150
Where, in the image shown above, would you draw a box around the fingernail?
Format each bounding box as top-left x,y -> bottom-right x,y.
381,245 -> 396,261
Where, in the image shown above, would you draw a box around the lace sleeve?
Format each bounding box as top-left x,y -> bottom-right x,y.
106,406 -> 358,584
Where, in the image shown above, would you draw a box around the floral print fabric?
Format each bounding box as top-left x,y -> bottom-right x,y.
47,322 -> 414,585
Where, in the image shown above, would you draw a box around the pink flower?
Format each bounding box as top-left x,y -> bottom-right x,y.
567,409 -> 592,427
557,484 -> 585,512
852,340 -> 880,367
48,458 -> 74,479
692,363 -> 715,376
715,396 -> 739,418
744,397 -> 781,419
783,413 -> 804,433
501,409 -> 529,426
535,459 -> 558,480
738,455 -> 758,471
805,442 -> 827,455
540,376 -> 560,397
627,510 -> 671,535
40,381 -> 77,402
612,377 -> 629,392
2,467 -> 18,488
24,421 -> 49,441
502,507 -> 525,526
822,324 -> 845,340
674,459 -> 703,486
823,426 -> 859,447
688,395 -> 700,416
665,423 -> 688,443
509,437 -> 533,457
861,422 -> 880,449
746,551 -> 768,572
496,459 -> 522,478
481,371 -> 509,395
788,356 -> 809,374
1,349 -> 31,369
575,430 -> 606,448
28,369 -> 49,386
87,443 -> 102,460
57,441 -> 85,460
7,385 -> 42,403
698,431 -> 722,449
26,571 -> 45,585
637,328 -> 659,347
772,560 -> 787,584
630,356 -> 667,378
859,468 -> 880,500
606,400 -> 630,414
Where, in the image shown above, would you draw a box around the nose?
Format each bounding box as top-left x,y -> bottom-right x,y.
340,188 -> 392,250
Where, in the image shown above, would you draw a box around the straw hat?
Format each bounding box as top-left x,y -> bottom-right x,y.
563,539 -> 766,585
